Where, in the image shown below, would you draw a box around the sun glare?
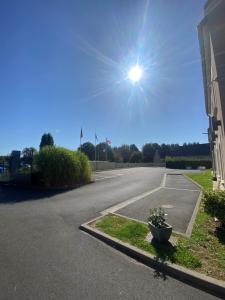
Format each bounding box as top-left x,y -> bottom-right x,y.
128,65 -> 143,83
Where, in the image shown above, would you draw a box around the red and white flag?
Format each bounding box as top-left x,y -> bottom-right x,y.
105,138 -> 111,145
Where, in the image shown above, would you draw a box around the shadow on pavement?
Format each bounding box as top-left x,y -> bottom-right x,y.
0,184 -> 73,204
153,256 -> 168,281
151,238 -> 177,281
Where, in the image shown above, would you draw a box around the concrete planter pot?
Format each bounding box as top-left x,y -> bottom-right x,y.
148,222 -> 172,243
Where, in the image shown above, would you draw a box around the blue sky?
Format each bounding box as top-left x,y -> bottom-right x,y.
0,0 -> 208,154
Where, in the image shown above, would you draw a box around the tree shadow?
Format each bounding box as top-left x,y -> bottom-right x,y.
215,226 -> 225,245
150,238 -> 177,281
153,256 -> 168,281
0,184 -> 76,204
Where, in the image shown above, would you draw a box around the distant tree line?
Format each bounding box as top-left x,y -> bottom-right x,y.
0,133 -> 210,169
0,133 -> 92,188
0,133 -> 55,172
80,142 -> 210,163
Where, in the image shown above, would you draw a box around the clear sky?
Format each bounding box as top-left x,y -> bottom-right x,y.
0,0 -> 208,154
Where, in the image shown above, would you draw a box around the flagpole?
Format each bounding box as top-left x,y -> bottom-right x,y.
95,134 -> 97,171
95,137 -> 96,161
105,139 -> 108,161
80,128 -> 83,149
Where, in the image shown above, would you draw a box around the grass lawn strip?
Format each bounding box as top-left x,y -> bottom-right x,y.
94,214 -> 201,269
184,171 -> 225,280
94,170 -> 225,281
186,170 -> 212,191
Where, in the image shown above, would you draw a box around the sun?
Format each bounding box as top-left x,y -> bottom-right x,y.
128,65 -> 143,83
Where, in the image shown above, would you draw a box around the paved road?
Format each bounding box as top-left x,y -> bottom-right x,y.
117,174 -> 201,233
0,168 -> 219,300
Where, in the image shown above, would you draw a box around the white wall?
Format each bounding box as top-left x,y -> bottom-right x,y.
90,161 -> 165,171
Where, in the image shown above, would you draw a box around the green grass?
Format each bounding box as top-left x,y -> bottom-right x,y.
95,214 -> 201,269
94,170 -> 225,281
167,155 -> 211,161
186,170 -> 212,191
182,170 -> 225,280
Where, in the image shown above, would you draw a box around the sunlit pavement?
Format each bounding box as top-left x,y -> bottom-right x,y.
116,173 -> 201,234
0,167 -> 219,300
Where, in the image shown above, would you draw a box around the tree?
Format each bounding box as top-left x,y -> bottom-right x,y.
130,151 -> 142,163
22,147 -> 37,165
159,143 -> 167,158
153,149 -> 161,163
96,143 -> 114,161
40,133 -> 54,149
130,144 -> 139,154
169,144 -> 179,156
9,151 -> 21,174
0,156 -> 8,165
119,144 -> 130,162
79,142 -> 95,160
113,147 -> 123,162
142,143 -> 155,162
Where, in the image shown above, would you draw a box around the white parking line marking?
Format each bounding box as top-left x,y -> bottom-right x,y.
161,173 -> 167,187
101,186 -> 162,215
163,187 -> 200,192
95,174 -> 124,181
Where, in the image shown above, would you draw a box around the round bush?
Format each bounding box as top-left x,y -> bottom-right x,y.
75,151 -> 92,183
204,191 -> 225,225
35,146 -> 91,188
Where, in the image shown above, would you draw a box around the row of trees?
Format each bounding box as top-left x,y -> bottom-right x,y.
37,134 -> 210,163
0,133 -> 92,188
79,143 -> 143,163
1,133 -> 210,167
80,141 -> 210,163
0,133 -> 54,168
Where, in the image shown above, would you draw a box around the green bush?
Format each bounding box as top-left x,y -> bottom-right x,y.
148,207 -> 166,228
75,151 -> 92,183
203,191 -> 225,225
35,146 -> 91,188
165,156 -> 212,169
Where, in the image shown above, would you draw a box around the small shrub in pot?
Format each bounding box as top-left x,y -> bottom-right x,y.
148,208 -> 172,243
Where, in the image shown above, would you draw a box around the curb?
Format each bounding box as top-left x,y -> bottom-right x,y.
80,217 -> 225,299
182,174 -> 203,236
183,173 -> 203,190
185,191 -> 202,237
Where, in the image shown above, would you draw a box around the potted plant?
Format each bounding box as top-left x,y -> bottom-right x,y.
148,207 -> 172,243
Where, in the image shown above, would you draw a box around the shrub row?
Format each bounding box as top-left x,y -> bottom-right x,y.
165,156 -> 212,169
34,146 -> 91,188
203,191 -> 225,226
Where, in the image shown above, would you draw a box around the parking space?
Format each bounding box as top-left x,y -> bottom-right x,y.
93,169 -> 128,182
165,174 -> 200,190
117,188 -> 200,233
94,173 -> 124,181
114,174 -> 201,234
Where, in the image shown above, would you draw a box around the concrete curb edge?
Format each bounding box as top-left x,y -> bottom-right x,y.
79,217 -> 225,299
183,173 -> 204,190
185,191 -> 203,237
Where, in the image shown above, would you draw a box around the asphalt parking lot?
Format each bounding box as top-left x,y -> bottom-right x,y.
0,167 -> 218,300
116,173 -> 201,234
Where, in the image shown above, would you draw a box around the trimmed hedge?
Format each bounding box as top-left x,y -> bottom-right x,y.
165,156 -> 212,169
75,151 -> 92,183
204,191 -> 225,226
35,146 -> 91,188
